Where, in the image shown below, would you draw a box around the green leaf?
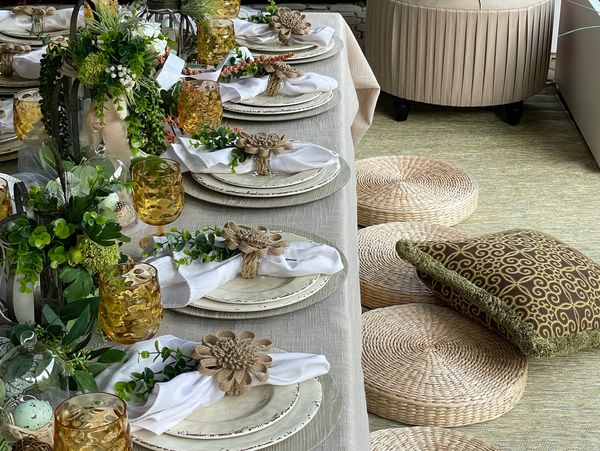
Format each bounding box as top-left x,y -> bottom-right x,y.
4,355 -> 34,382
59,267 -> 94,303
58,297 -> 99,322
42,305 -> 66,330
62,304 -> 91,346
72,370 -> 99,393
97,349 -> 128,364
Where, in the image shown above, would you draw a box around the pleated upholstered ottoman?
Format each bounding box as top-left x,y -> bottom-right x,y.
366,0 -> 554,124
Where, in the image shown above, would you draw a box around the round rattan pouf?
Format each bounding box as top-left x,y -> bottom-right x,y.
358,222 -> 469,308
370,427 -> 501,451
362,304 -> 527,427
356,156 -> 478,227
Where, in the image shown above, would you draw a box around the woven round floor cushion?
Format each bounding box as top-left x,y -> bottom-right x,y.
356,156 -> 478,227
370,427 -> 500,451
358,222 -> 470,308
363,304 -> 527,427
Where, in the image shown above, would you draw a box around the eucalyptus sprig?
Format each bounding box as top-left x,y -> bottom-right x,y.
114,341 -> 196,402
192,125 -> 238,151
145,226 -> 239,267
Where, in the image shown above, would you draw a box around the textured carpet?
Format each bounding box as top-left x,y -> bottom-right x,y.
358,86 -> 600,450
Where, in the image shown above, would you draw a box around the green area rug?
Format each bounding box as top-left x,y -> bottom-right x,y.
358,86 -> 600,450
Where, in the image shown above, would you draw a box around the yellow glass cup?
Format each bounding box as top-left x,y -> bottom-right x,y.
178,80 -> 223,135
99,262 -> 163,345
54,393 -> 132,451
211,0 -> 241,19
84,0 -> 119,21
0,178 -> 12,220
13,88 -> 42,140
197,19 -> 236,67
131,158 -> 184,238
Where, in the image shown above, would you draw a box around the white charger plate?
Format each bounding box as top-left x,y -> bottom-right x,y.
211,168 -> 322,189
223,90 -> 334,116
132,377 -> 323,451
166,383 -> 300,439
0,74 -> 39,88
3,28 -> 67,39
192,160 -> 339,198
237,91 -> 322,108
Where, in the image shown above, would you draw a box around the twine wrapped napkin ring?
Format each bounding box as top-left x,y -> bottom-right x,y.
264,62 -> 304,97
0,43 -> 32,77
222,221 -> 289,278
236,131 -> 294,175
271,8 -> 311,45
192,330 -> 273,396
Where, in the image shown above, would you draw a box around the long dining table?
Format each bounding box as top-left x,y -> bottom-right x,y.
0,11 -> 378,450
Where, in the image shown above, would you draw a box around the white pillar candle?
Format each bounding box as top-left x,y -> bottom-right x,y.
12,275 -> 35,324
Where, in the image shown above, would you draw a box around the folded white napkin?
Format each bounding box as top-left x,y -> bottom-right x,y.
0,8 -> 82,35
163,137 -> 339,174
220,73 -> 337,103
144,238 -> 343,308
234,18 -> 335,47
96,335 -> 330,435
11,46 -> 46,79
0,99 -> 14,135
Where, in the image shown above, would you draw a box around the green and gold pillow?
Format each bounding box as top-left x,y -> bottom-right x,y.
396,229 -> 600,358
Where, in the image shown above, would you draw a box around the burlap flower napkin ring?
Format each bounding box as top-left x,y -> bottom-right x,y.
263,61 -> 304,97
192,330 -> 273,396
236,131 -> 294,175
0,43 -> 32,77
222,221 -> 289,278
271,8 -> 311,45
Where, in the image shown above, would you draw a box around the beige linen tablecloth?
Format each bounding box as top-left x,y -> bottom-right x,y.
127,13 -> 377,450
0,12 -> 378,450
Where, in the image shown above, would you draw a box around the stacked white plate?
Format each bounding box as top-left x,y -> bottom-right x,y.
0,134 -> 22,161
236,37 -> 343,65
133,375 -> 323,451
184,230 -> 331,315
223,89 -> 336,118
192,159 -> 339,199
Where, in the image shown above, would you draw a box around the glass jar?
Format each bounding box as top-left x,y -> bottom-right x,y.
197,19 -> 236,66
0,331 -> 69,407
177,80 -> 223,135
211,0 -> 241,19
13,88 -> 42,141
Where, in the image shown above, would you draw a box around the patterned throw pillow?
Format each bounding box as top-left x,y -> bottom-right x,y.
396,229 -> 600,358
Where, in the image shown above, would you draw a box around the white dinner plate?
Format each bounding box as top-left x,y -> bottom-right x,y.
191,160 -> 339,198
235,36 -> 315,52
205,273 -> 320,305
2,29 -> 68,39
236,91 -> 322,108
252,38 -> 338,61
166,383 -> 300,439
211,168 -> 322,189
133,377 -> 322,451
0,74 -> 39,88
223,90 -> 334,116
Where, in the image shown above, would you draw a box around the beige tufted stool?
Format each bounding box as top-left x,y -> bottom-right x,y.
366,0 -> 554,124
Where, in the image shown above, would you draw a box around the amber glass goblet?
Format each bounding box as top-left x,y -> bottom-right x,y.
54,393 -> 132,451
0,177 -> 12,220
197,19 -> 236,66
178,80 -> 223,135
13,88 -> 42,140
131,157 -> 184,248
99,262 -> 163,345
211,0 -> 241,19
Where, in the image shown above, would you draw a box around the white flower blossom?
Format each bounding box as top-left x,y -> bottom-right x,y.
98,192 -> 120,212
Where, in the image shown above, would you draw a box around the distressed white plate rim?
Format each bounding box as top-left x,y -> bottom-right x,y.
0,74 -> 39,87
132,377 -> 323,451
223,90 -> 334,116
251,37 -> 337,61
235,36 -> 315,52
211,168 -> 322,189
165,383 -> 300,439
192,160 -> 339,198
2,28 -> 67,39
236,91 -> 322,108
